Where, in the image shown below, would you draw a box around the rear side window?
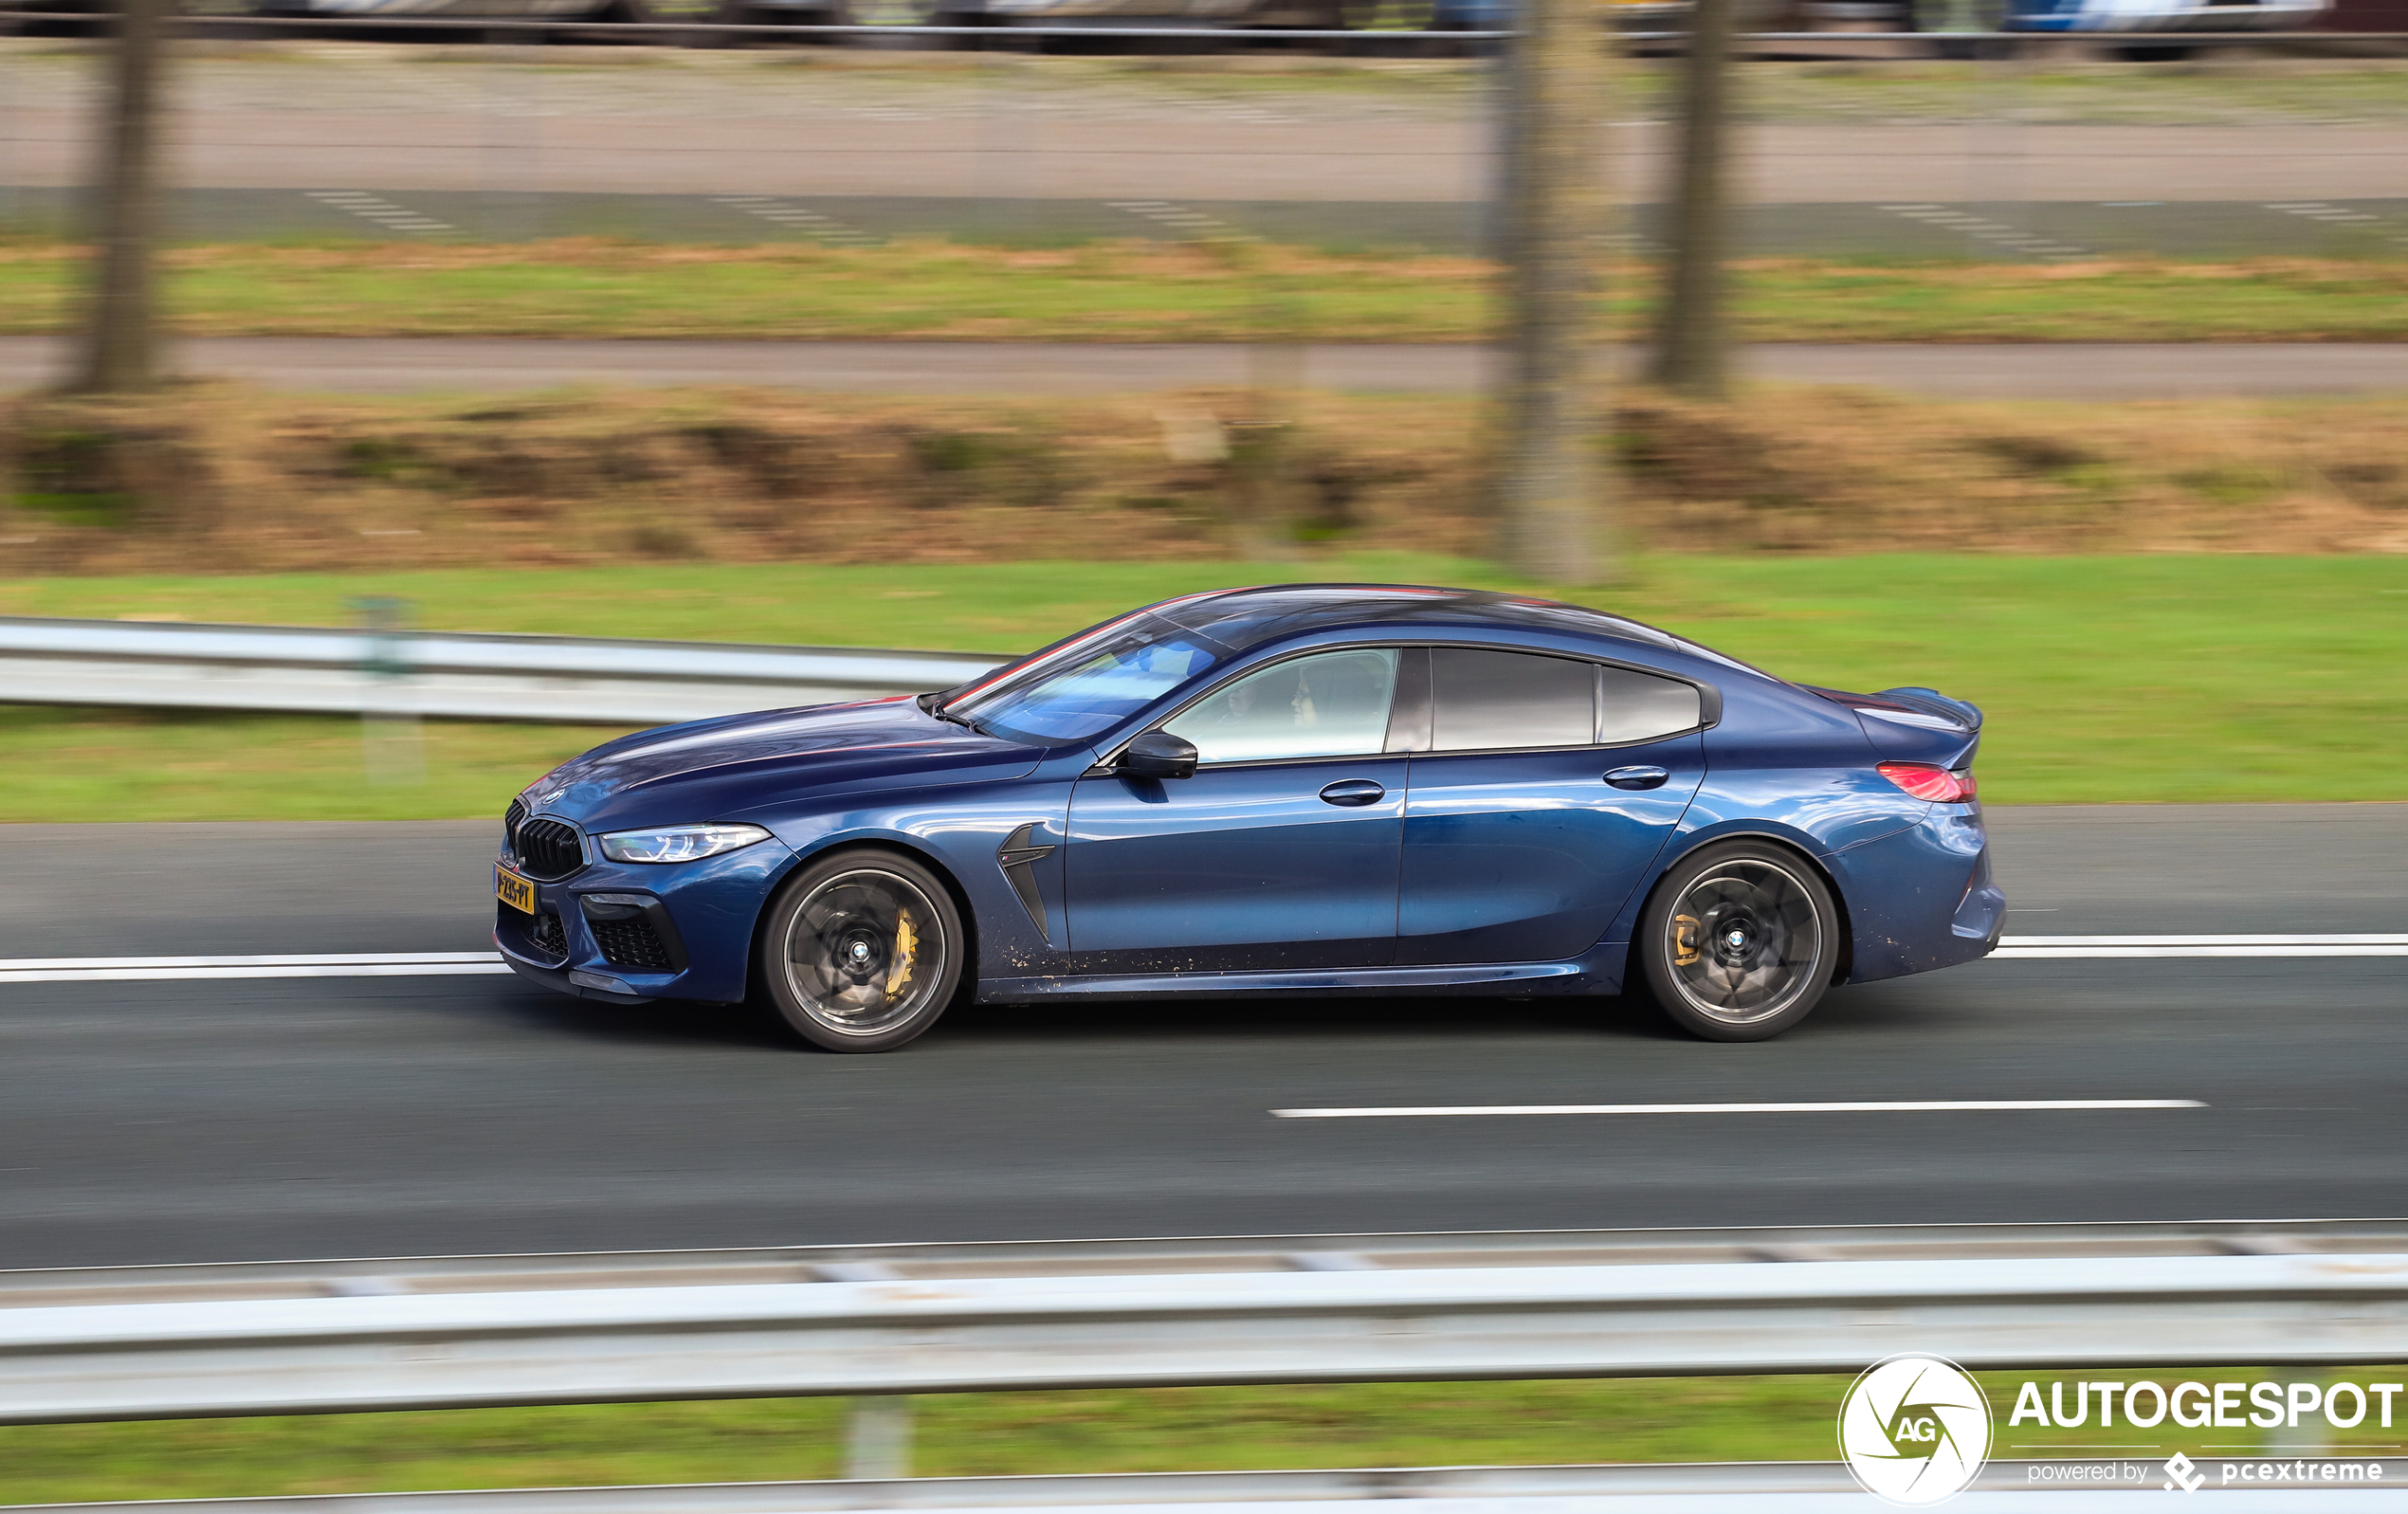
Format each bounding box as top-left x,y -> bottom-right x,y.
1599,664 -> 1703,744
1431,649 -> 1594,750
1429,649 -> 1704,751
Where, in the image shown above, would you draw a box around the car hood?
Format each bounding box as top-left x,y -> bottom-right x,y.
521,696 -> 1044,832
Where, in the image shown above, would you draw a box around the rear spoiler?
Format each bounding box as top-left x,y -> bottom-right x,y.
1802,684 -> 1980,732
1872,686 -> 1983,733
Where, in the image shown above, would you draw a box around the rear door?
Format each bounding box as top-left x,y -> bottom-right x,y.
1397,648 -> 1706,965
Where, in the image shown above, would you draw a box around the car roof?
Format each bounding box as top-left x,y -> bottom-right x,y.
1143,583 -> 1690,657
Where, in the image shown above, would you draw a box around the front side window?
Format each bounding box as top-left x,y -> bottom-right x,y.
1162,648 -> 1399,764
1430,648 -> 1596,751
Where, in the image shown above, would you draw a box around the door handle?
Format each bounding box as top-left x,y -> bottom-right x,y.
1605,766 -> 1670,790
1318,778 -> 1387,807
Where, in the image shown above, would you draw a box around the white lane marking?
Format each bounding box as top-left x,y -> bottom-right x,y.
3,965 -> 517,983
710,196 -> 879,248
0,952 -> 510,983
1273,1100 -> 2207,1119
1107,200 -> 1260,245
2265,200 -> 2383,224
1876,202 -> 2088,260
305,190 -> 458,239
3,953 -> 502,969
1996,933 -> 2408,958
2262,201 -> 2406,254
2000,946 -> 2408,958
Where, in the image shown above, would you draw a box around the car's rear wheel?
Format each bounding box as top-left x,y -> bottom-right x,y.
760,850 -> 963,1052
1638,841 -> 1837,1042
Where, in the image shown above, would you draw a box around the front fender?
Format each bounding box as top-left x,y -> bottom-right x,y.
739,772 -> 1079,983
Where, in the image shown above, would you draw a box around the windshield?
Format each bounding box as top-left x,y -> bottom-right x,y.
947,615 -> 1225,745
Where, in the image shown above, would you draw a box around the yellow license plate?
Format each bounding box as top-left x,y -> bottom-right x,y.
496,864 -> 537,915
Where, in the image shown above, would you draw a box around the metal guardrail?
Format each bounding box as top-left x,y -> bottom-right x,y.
0,615 -> 1005,723
3,1220 -> 2405,1425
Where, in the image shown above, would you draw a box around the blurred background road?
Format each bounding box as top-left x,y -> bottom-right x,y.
0,804 -> 2399,1270
7,59 -> 2406,205
8,335 -> 2408,394
8,47 -> 2408,253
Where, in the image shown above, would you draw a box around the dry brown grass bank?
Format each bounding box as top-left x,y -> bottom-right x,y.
3,383 -> 2404,577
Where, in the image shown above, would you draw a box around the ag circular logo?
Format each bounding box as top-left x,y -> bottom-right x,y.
1837,1354 -> 1993,1505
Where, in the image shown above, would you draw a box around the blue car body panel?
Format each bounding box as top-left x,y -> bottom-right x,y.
494,585 -> 1998,1016
1067,755 -> 1411,974
1397,732 -> 1702,966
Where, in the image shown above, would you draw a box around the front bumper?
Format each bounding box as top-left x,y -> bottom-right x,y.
494,833 -> 795,1005
495,942 -> 658,1005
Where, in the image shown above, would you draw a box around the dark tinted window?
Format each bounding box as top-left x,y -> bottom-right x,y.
1431,649 -> 1596,751
1598,665 -> 1703,744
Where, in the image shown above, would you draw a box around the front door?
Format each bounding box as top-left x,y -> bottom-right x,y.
1398,648 -> 1706,965
1067,647 -> 1407,975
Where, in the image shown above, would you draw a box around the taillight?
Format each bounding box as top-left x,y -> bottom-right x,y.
1878,761 -> 1977,804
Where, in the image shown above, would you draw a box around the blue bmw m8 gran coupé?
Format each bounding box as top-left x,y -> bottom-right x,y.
495,584 -> 2000,1049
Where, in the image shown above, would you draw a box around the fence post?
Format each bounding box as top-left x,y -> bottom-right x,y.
845,1395 -> 913,1480
352,594 -> 422,786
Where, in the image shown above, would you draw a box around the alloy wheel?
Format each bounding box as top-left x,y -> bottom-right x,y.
1664,858 -> 1824,1026
779,867 -> 949,1037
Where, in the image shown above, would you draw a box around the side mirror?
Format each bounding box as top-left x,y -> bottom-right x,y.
1121,731 -> 1198,780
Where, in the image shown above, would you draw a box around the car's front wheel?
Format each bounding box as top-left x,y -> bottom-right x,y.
1637,841 -> 1837,1042
760,849 -> 964,1052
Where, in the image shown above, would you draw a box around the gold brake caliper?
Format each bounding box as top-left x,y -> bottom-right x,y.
1672,913 -> 1702,967
885,911 -> 918,998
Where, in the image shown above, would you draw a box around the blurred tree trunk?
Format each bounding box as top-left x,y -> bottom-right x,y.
1494,0 -> 1610,586
77,0 -> 169,394
1649,0 -> 1733,398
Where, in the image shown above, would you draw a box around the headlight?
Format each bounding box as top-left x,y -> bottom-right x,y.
595,823 -> 773,865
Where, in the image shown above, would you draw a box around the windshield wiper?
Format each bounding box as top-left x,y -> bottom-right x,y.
919,692 -> 991,737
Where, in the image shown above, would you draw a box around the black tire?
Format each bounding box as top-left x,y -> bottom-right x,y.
1636,840 -> 1838,1043
759,849 -> 966,1052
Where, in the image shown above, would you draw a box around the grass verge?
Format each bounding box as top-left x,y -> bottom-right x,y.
2,552 -> 2402,821
7,1370 -> 2407,1502
5,242 -> 2408,342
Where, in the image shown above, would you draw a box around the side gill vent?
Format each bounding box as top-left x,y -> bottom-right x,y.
996,822 -> 1056,938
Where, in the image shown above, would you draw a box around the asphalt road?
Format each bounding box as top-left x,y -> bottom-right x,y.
1,804 -> 2402,1270
6,336 -> 2405,398
9,188 -> 2402,259
10,100 -> 2403,204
